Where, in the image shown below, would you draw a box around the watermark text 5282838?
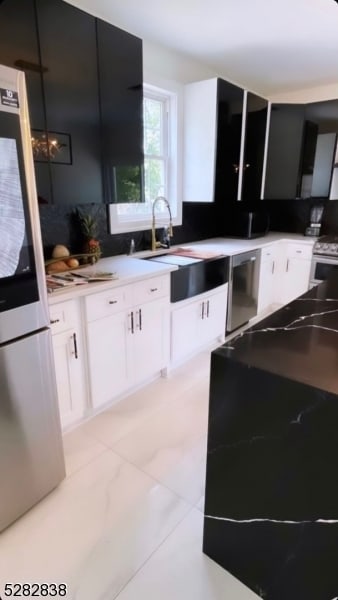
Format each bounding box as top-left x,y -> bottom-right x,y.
1,583 -> 67,597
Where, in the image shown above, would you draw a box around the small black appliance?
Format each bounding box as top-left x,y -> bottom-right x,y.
305,205 -> 324,237
226,211 -> 269,239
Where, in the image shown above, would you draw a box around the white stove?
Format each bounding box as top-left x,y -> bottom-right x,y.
311,236 -> 338,287
313,235 -> 338,257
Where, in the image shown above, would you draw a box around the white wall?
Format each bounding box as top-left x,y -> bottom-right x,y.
143,40 -> 216,85
66,0 -> 219,86
67,0 -> 338,102
269,82 -> 338,104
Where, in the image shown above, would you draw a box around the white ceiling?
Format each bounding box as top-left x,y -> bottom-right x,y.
66,0 -> 338,97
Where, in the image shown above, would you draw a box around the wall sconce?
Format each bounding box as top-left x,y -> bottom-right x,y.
232,163 -> 251,174
31,133 -> 66,159
30,130 -> 72,164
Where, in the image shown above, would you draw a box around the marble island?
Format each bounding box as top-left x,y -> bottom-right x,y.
203,276 -> 338,600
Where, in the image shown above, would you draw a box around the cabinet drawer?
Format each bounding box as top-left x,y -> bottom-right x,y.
49,300 -> 78,334
261,245 -> 279,262
85,285 -> 132,322
133,275 -> 170,305
284,243 -> 313,260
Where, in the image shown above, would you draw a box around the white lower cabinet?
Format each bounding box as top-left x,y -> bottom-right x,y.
280,256 -> 312,305
48,240 -> 314,428
131,299 -> 169,385
257,245 -> 280,314
171,284 -> 228,365
85,275 -> 170,410
257,259 -> 276,313
279,242 -> 312,305
49,299 -> 86,429
87,310 -> 129,409
257,241 -> 313,314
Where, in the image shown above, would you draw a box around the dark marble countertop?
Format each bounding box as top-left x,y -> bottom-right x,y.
217,276 -> 338,396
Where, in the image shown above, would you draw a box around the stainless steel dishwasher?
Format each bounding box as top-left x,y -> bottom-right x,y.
227,249 -> 259,332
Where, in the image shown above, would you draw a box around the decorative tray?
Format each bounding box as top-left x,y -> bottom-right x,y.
44,253 -> 97,274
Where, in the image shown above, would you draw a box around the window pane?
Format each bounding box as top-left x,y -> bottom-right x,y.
144,157 -> 165,202
144,127 -> 161,156
143,97 -> 163,156
114,165 -> 143,203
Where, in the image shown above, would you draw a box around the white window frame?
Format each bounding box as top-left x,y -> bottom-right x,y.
143,87 -> 168,203
108,80 -> 182,234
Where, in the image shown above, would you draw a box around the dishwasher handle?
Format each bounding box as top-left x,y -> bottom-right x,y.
239,257 -> 256,266
232,250 -> 259,268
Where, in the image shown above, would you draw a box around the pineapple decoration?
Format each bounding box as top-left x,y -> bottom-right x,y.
78,211 -> 102,264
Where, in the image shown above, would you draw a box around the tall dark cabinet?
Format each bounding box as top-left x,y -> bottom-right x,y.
0,0 -> 144,206
0,0 -> 43,128
214,78 -> 244,203
263,103 -> 305,200
36,0 -> 102,205
241,92 -> 268,202
0,0 -> 52,203
97,19 -> 144,204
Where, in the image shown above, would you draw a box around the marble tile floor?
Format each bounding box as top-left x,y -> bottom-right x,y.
0,342 -> 265,600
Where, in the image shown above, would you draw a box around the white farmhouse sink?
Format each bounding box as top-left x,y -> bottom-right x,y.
147,254 -> 202,266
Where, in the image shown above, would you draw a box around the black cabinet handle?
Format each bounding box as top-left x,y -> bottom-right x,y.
201,301 -> 205,320
206,300 -> 210,318
50,318 -> 60,324
109,299 -> 118,305
72,332 -> 78,359
272,261 -> 275,274
150,287 -> 158,292
286,259 -> 290,272
139,308 -> 142,331
130,311 -> 134,334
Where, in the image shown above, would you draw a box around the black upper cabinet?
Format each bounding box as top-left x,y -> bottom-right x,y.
241,92 -> 268,202
214,78 -> 244,203
0,0 -> 52,203
263,103 -> 305,200
36,0 -> 102,205
97,19 -> 144,203
264,100 -> 338,200
0,0 -> 42,125
0,0 -> 144,206
300,101 -> 338,199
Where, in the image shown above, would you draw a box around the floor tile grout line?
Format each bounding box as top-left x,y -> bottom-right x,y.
63,445 -> 109,480
110,443 -> 204,507
112,505 -> 196,600
65,436 -> 201,509
109,411 -> 209,456
70,367 -> 211,452
83,379 -> 210,451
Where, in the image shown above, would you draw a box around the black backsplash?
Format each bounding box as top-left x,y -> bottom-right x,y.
259,199 -> 338,236
39,200 -> 224,259
39,199 -> 338,260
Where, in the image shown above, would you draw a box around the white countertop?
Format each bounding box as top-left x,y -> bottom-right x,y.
136,232 -> 315,259
47,254 -> 177,304
48,232 -> 316,305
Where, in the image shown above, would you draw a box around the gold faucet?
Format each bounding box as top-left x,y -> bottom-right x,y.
151,196 -> 173,251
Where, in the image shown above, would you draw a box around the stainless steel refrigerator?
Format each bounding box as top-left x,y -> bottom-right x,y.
0,65 -> 65,532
